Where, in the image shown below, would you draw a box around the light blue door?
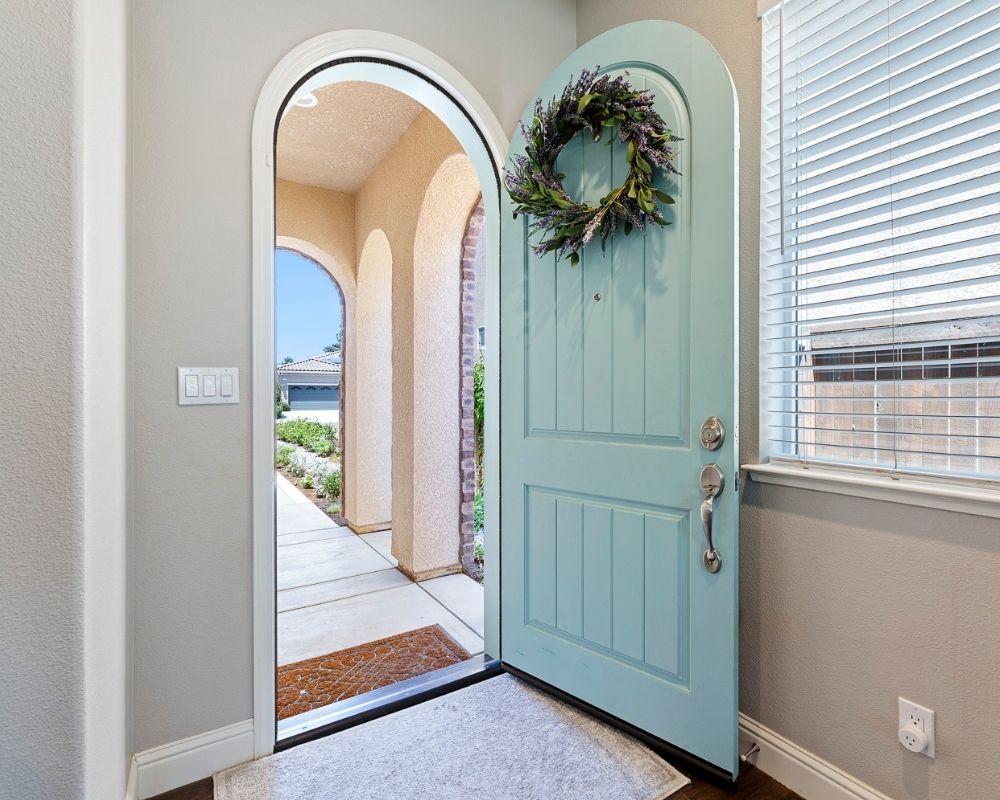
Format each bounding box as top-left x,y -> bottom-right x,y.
501,22 -> 740,776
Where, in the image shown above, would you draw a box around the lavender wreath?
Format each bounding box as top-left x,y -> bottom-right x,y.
505,67 -> 681,267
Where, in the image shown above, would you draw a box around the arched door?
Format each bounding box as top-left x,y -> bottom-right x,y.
500,21 -> 740,777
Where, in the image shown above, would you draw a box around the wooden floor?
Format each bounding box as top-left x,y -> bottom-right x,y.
151,761 -> 801,800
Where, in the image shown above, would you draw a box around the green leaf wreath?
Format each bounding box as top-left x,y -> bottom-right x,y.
505,67 -> 682,266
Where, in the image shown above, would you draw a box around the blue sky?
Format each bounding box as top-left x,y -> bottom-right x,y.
275,249 -> 343,363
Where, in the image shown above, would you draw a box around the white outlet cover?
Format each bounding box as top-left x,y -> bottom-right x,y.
899,697 -> 935,758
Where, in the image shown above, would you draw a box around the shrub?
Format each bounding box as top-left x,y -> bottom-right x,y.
326,503 -> 340,515
473,489 -> 484,534
310,460 -> 335,497
323,470 -> 342,500
275,418 -> 337,454
473,357 -> 485,478
287,451 -> 309,477
301,473 -> 313,490
274,382 -> 286,419
274,445 -> 293,468
473,539 -> 485,563
309,436 -> 333,457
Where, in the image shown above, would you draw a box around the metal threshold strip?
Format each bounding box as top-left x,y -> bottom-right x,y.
275,655 -> 501,751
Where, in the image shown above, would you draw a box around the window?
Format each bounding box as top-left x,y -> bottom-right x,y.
760,0 -> 1000,481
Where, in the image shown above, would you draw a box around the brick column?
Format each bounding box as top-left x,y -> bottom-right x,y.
459,199 -> 484,576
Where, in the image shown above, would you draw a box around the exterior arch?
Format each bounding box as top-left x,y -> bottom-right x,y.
275,235 -> 355,318
345,229 -> 393,531
274,238 -> 352,457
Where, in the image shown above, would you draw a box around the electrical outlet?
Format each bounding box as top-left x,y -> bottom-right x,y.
898,697 -> 935,757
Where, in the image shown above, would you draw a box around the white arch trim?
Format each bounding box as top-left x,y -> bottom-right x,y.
251,32 -> 506,757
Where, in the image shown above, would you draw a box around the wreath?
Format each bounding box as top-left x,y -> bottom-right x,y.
505,67 -> 681,267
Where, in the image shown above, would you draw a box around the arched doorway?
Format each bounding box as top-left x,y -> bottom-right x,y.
252,35 -> 505,755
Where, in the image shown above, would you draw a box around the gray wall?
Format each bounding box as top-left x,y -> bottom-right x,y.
0,3 -> 85,796
577,3 -> 1000,798
129,0 -> 578,752
0,1 -> 130,798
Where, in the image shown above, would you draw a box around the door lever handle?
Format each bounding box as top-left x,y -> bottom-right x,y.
700,495 -> 721,573
698,463 -> 724,574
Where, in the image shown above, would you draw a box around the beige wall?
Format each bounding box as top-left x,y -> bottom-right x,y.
577,3 -> 1000,798
410,154 -> 482,576
355,110 -> 478,577
130,0 -> 577,752
275,180 -> 356,286
351,229 -> 394,528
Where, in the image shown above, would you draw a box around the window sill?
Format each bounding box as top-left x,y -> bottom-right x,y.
742,461 -> 1000,520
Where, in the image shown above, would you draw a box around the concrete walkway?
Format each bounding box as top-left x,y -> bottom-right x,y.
276,472 -> 484,666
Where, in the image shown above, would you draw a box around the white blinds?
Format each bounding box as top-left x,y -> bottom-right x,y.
760,0 -> 1000,480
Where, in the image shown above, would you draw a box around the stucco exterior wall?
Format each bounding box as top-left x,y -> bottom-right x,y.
275,180 -> 357,286
355,110 -> 478,577
575,4 -> 1000,798
350,230 -> 394,528
410,155 -> 482,576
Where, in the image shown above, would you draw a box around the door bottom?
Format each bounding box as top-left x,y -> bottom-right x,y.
276,656 -> 501,751
501,663 -> 736,783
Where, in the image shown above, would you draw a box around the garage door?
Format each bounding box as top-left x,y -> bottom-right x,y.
288,385 -> 340,411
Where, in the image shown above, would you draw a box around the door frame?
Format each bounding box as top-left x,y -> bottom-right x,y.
250,30 -> 507,759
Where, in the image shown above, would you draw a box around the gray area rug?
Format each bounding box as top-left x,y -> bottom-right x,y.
216,673 -> 689,800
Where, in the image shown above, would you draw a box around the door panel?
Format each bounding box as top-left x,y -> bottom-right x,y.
501,21 -> 739,776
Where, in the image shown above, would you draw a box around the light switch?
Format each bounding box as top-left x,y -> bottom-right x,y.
178,367 -> 239,405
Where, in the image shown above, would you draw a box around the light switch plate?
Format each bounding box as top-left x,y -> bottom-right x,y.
178,367 -> 240,405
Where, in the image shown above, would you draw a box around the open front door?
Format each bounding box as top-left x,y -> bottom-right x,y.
500,21 -> 740,777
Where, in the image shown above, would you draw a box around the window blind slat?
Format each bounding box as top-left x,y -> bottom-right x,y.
767,253 -> 1000,300
774,143 -> 1000,231
761,0 -> 1000,480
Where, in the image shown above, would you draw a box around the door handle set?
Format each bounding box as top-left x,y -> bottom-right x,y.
697,417 -> 726,574
698,463 -> 724,574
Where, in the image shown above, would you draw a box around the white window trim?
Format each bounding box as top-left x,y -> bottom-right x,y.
756,0 -> 1000,491
743,460 -> 1000,520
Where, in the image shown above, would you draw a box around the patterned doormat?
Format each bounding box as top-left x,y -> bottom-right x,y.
277,624 -> 472,720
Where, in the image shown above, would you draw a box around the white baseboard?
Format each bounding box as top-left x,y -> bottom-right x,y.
135,719 -> 254,798
739,714 -> 894,800
125,756 -> 138,800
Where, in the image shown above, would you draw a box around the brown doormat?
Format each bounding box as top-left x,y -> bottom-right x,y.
277,624 -> 472,720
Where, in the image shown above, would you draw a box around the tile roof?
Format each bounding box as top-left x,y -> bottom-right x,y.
277,355 -> 342,373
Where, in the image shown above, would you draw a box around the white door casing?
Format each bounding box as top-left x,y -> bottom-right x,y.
250,30 -> 506,758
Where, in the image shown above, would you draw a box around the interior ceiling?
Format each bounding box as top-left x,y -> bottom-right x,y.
277,81 -> 424,194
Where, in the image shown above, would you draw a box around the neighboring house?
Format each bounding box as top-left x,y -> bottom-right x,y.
277,353 -> 341,410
